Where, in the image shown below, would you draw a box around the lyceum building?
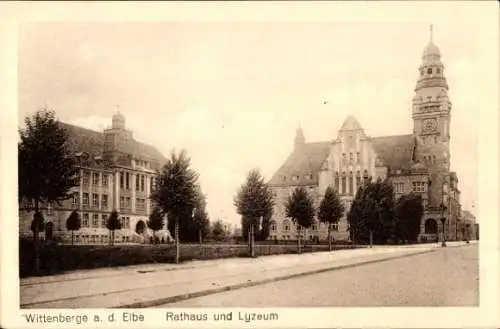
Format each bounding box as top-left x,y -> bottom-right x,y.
268,30 -> 462,243
19,113 -> 170,244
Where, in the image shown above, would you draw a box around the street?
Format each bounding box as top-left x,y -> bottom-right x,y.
160,244 -> 478,307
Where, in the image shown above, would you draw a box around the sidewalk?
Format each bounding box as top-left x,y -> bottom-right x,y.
20,242 -> 475,308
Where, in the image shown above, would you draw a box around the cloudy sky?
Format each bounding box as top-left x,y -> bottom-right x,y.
17,4 -> 497,225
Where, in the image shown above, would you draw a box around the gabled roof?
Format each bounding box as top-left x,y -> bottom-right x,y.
371,134 -> 416,171
269,142 -> 331,187
340,115 -> 363,131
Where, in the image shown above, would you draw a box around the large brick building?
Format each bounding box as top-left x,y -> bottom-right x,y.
19,113 -> 171,244
268,30 -> 463,243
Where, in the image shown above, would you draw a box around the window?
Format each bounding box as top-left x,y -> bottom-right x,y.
141,175 -> 145,191
312,224 -> 317,231
92,213 -> 99,227
270,222 -> 277,232
334,174 -> 340,192
395,182 -> 405,193
151,177 -> 156,191
83,193 -> 89,208
120,172 -> 124,189
332,223 -> 339,232
92,193 -> 99,208
120,196 -> 125,210
72,193 -> 78,208
126,197 -> 131,208
411,181 -> 426,192
126,173 -> 130,190
284,221 -> 290,231
83,172 -> 90,187
348,174 -> 353,195
349,152 -> 354,164
291,175 -> 298,181
342,153 -> 347,165
101,214 -> 108,228
427,67 -> 433,74
436,68 -> 441,74
92,172 -> 99,186
281,175 -> 287,181
136,174 -> 140,191
341,176 -> 346,194
82,213 -> 89,227
356,152 -> 360,164
102,174 -> 108,187
101,194 -> 108,209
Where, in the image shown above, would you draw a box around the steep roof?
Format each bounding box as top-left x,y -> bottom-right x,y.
340,115 -> 363,131
371,134 -> 416,171
60,122 -> 166,167
269,142 -> 331,187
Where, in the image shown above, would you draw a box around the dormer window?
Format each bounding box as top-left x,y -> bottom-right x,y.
427,67 -> 433,74
305,174 -> 313,180
281,175 -> 287,181
436,68 -> 441,74
291,175 -> 299,181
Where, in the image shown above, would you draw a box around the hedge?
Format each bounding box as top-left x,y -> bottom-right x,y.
19,239 -> 360,278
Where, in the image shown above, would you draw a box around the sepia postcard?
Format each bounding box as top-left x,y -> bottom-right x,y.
0,1 -> 499,329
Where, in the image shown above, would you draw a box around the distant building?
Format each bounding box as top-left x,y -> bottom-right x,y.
268,29 -> 463,243
460,210 -> 477,241
19,113 -> 172,244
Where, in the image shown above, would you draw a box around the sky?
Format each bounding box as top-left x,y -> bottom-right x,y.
17,9 -> 494,226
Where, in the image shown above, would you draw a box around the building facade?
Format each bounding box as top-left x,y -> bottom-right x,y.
268,30 -> 463,243
19,113 -> 172,244
459,210 -> 477,241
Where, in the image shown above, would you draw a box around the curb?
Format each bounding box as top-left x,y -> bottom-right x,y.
121,249 -> 435,308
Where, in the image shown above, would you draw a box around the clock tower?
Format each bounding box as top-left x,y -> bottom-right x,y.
412,25 -> 452,171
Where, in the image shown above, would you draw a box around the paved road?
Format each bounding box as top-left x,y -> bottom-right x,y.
161,244 -> 478,307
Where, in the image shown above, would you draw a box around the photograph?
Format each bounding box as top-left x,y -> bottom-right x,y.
17,20 -> 479,309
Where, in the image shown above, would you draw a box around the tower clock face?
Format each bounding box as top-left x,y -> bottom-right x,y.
422,118 -> 437,133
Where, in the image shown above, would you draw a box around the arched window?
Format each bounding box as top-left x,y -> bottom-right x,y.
427,67 -> 433,74
270,221 -> 277,232
283,220 -> 290,232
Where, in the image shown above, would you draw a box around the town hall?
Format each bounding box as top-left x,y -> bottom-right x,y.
268,28 -> 462,243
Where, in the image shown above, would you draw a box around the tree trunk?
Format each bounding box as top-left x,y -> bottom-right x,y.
198,229 -> 202,245
369,229 -> 373,248
175,216 -> 180,264
250,223 -> 255,258
328,224 -> 332,252
33,199 -> 40,274
297,226 -> 302,254
71,230 -> 74,246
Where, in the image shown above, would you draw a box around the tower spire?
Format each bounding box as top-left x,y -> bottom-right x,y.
430,24 -> 433,42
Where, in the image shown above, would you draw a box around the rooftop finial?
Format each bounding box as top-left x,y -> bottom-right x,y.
116,104 -> 120,115
430,24 -> 433,42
